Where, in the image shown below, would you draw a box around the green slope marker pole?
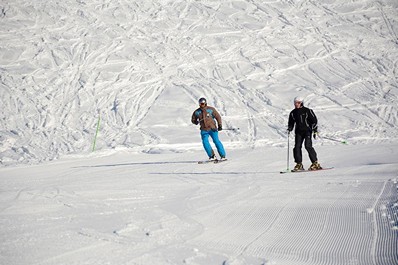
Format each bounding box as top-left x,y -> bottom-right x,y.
92,114 -> 101,152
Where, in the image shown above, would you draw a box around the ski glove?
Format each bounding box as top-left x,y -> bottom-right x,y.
313,132 -> 318,139
218,125 -> 222,131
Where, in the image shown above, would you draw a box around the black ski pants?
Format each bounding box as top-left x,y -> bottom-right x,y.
293,131 -> 318,164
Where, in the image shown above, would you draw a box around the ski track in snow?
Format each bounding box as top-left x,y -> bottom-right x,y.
189,178 -> 397,265
1,0 -> 398,165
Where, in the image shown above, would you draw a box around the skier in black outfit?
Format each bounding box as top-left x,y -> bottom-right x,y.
288,96 -> 322,171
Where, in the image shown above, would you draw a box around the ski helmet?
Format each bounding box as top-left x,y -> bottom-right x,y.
294,96 -> 304,106
198,97 -> 207,105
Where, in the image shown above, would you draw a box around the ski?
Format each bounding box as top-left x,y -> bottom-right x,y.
280,167 -> 334,174
198,158 -> 228,164
198,160 -> 214,164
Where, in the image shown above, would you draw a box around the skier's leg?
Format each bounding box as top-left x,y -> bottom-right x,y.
209,130 -> 226,158
201,130 -> 214,158
293,133 -> 304,163
304,133 -> 318,163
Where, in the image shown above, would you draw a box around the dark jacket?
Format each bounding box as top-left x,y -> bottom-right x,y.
288,106 -> 318,134
191,106 -> 222,131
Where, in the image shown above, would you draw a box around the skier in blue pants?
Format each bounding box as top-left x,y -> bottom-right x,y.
191,97 -> 226,160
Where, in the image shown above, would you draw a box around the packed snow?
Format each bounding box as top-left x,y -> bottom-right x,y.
0,0 -> 397,265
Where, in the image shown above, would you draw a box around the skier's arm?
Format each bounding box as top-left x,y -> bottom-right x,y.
308,109 -> 318,132
287,112 -> 295,131
213,108 -> 222,130
191,111 -> 199,125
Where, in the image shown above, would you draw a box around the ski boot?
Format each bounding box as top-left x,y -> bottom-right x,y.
218,156 -> 227,162
308,161 -> 322,171
208,154 -> 217,162
292,163 -> 304,172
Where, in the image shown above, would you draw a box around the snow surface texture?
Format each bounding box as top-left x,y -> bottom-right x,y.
1,146 -> 397,265
0,0 -> 398,265
1,0 -> 397,164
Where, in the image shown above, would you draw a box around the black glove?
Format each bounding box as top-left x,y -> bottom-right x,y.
193,120 -> 198,125
218,125 -> 222,131
312,126 -> 318,138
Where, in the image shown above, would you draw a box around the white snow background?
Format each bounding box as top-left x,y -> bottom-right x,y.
0,0 -> 398,264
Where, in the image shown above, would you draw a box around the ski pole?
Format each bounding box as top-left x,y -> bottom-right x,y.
287,131 -> 290,171
223,127 -> 240,131
320,135 -> 347,144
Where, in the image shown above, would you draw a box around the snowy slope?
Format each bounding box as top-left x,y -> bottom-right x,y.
1,0 -> 398,165
0,1 -> 398,264
0,145 -> 397,265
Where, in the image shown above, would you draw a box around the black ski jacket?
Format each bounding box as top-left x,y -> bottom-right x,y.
288,106 -> 318,134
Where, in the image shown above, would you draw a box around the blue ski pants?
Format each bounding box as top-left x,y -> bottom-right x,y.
201,130 -> 226,158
